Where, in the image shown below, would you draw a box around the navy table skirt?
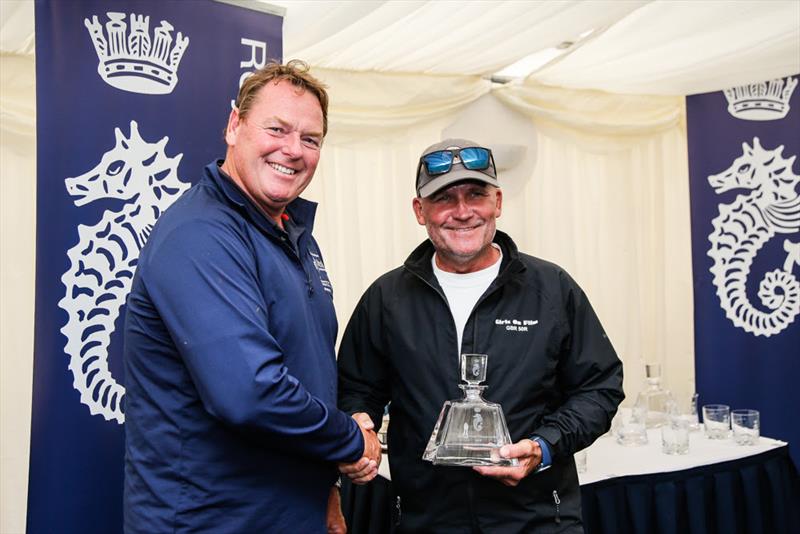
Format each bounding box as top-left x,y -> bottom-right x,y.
341,446 -> 799,534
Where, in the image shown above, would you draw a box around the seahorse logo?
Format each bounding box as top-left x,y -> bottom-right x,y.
471,361 -> 480,378
472,411 -> 483,432
58,121 -> 190,423
707,137 -> 800,337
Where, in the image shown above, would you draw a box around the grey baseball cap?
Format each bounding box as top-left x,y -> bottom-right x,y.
416,138 -> 499,198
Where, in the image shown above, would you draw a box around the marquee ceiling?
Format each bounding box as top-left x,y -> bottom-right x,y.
2,0 -> 799,95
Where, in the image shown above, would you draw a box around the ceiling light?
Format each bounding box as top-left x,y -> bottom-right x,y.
492,47 -> 567,82
492,28 -> 596,83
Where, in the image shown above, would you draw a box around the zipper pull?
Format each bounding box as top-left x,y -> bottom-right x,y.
552,490 -> 561,524
395,496 -> 402,524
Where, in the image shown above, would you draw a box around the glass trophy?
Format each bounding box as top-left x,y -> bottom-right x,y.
423,354 -> 518,466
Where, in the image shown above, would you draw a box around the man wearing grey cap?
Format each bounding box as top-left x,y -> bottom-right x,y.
338,138 -> 624,532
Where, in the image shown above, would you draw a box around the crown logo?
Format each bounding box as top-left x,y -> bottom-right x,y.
723,77 -> 797,121
84,12 -> 189,95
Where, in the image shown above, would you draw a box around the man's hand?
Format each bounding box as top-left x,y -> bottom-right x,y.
472,438 -> 542,487
326,486 -> 347,534
338,412 -> 382,484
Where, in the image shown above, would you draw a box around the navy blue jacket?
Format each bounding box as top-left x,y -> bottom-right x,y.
123,162 -> 363,533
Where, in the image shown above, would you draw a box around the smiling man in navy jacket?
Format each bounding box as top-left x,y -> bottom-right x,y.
338,138 -> 624,533
123,60 -> 381,534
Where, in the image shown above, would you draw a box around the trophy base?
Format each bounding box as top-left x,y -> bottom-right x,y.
425,444 -> 519,467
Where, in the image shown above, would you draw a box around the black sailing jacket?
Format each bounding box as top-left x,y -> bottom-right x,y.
338,231 -> 624,533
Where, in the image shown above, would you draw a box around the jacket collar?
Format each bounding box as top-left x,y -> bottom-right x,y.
204,160 -> 317,238
403,230 -> 525,283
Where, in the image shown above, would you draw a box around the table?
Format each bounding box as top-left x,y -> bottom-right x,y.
579,430 -> 799,534
341,431 -> 800,533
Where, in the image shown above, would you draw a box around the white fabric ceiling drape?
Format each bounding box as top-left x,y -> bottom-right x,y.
494,81 -> 683,141
532,0 -> 800,95
274,0 -> 799,94
317,68 -> 490,132
280,0 -> 648,75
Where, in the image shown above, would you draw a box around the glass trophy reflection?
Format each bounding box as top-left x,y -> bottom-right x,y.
423,354 -> 518,466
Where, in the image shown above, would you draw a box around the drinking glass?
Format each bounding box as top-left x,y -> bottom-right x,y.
731,409 -> 760,445
661,415 -> 690,454
703,404 -> 730,439
616,404 -> 648,446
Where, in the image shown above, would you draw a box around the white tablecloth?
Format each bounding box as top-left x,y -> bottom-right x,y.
578,429 -> 786,485
377,430 -> 787,484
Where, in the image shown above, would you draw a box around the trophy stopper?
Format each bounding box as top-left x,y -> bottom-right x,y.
461,353 -> 487,384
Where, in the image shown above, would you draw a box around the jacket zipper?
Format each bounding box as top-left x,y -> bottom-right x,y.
552,490 -> 561,524
407,256 -> 515,355
280,236 -> 314,297
408,272 -> 461,354
394,495 -> 402,525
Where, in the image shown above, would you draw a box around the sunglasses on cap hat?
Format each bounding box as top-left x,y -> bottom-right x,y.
418,146 -> 495,176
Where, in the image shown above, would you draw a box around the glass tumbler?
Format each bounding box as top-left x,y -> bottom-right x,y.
731,409 -> 760,445
703,404 -> 730,439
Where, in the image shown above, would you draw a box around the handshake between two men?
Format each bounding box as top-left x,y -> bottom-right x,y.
339,412 -> 382,484
334,411 -> 546,487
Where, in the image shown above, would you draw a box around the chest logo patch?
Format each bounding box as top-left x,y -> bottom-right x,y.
495,318 -> 538,332
309,251 -> 333,295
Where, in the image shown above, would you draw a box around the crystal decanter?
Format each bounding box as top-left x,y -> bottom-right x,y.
634,363 -> 675,429
423,353 -> 517,466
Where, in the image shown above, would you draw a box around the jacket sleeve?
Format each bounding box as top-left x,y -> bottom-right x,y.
140,218 -> 363,463
337,285 -> 393,431
532,272 -> 624,458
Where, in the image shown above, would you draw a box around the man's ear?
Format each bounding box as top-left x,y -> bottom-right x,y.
225,108 -> 241,146
412,197 -> 426,226
495,188 -> 503,219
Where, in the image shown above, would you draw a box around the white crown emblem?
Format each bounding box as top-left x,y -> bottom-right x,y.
84,12 -> 189,95
723,77 -> 797,121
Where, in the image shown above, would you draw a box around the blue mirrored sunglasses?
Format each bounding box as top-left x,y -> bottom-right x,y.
420,147 -> 494,176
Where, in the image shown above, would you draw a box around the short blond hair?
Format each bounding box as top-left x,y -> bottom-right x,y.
233,59 -> 329,136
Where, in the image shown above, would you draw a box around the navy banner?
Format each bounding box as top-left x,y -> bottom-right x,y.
29,1 -> 281,531
688,76 -> 800,465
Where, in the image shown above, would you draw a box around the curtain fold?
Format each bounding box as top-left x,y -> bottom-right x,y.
0,55 -> 36,137
582,447 -> 800,534
495,120 -> 694,403
491,80 -> 693,400
494,81 -> 683,142
530,0 -> 800,95
313,67 -> 490,134
0,50 -> 36,534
